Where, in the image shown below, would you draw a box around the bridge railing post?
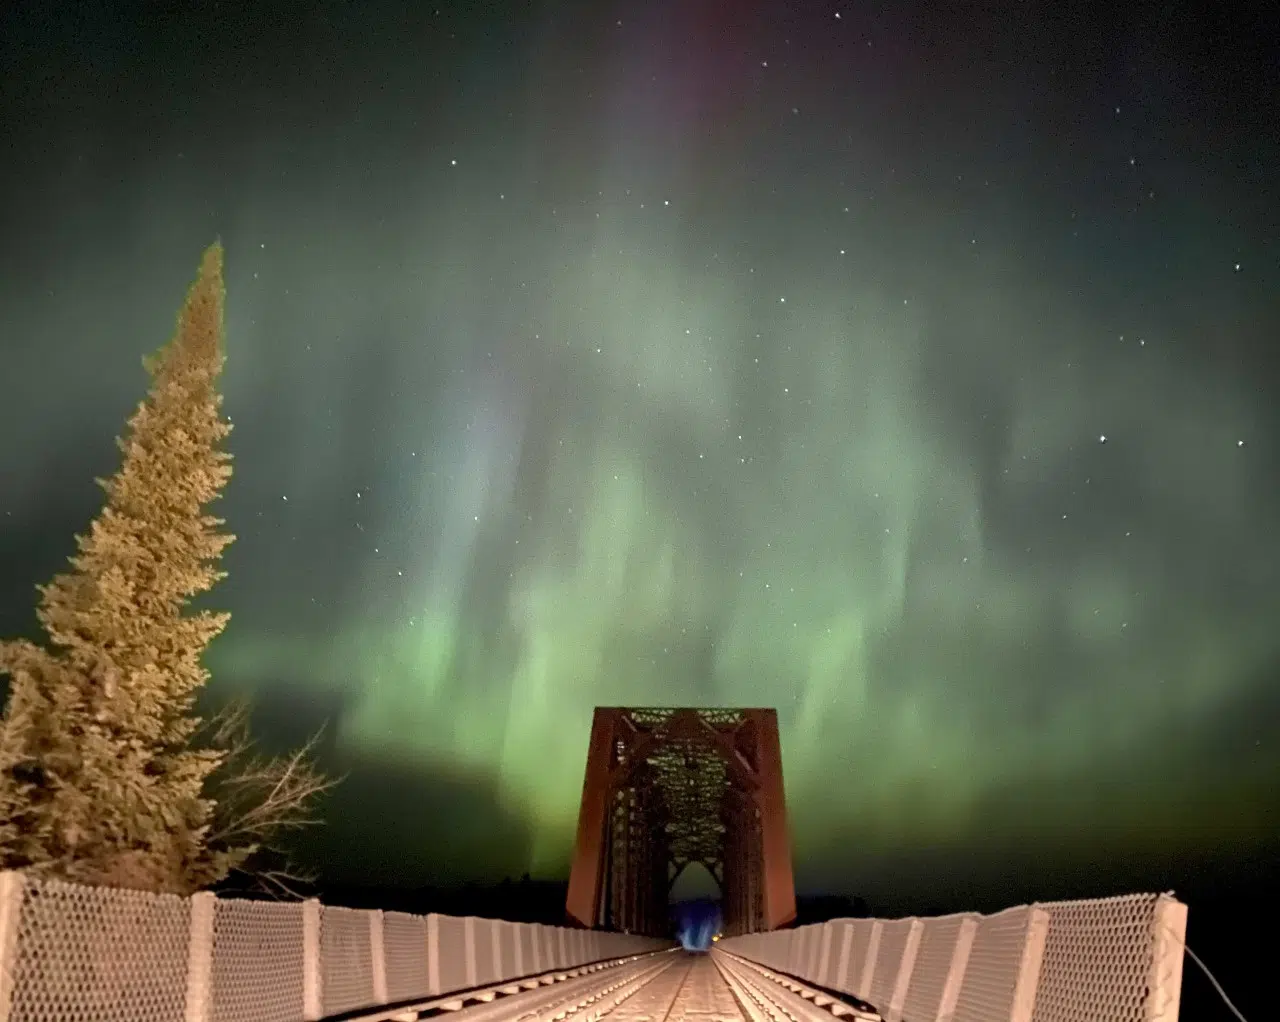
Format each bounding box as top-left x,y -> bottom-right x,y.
1009,907 -> 1050,1022
491,917 -> 504,979
1145,895 -> 1188,1022
0,871 -> 25,1022
857,920 -> 883,1002
934,916 -> 978,1022
426,913 -> 440,996
463,916 -> 478,988
302,898 -> 323,1021
183,890 -> 216,1022
887,919 -> 924,1022
369,909 -> 388,1005
832,921 -> 855,993
816,922 -> 834,987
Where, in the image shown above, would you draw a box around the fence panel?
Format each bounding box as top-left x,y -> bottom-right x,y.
798,924 -> 824,981
839,918 -> 877,998
211,897 -> 305,1022
429,913 -> 469,995
0,872 -> 1179,1022
535,924 -> 556,971
1031,894 -> 1161,1022
497,920 -> 522,978
471,918 -> 500,987
320,905 -> 375,1016
8,875 -> 189,1022
516,922 -> 538,975
382,910 -> 429,1004
815,922 -> 836,987
787,925 -> 805,974
901,913 -> 973,1022
868,919 -> 915,1013
768,928 -> 794,973
952,905 -> 1036,1022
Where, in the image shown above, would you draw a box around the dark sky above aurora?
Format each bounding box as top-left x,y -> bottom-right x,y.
1,0 -> 1277,907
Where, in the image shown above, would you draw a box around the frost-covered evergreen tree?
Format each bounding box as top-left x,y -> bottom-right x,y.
0,243 -> 327,894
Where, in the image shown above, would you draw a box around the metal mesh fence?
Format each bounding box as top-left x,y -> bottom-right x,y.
866,918 -> 915,1016
835,918 -> 877,999
432,911 -> 470,994
795,924 -> 823,978
382,909 -> 429,1003
0,870 -> 1179,1022
472,917 -> 500,987
496,919 -> 521,980
7,875 -> 191,1022
900,912 -> 972,1022
0,871 -> 670,1022
320,905 -> 375,1016
553,924 -> 568,970
1030,894 -> 1160,1022
952,905 -> 1037,1022
210,897 -> 307,1022
815,923 -> 835,988
718,891 -> 1185,1022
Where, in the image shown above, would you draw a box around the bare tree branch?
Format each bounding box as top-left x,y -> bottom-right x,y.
197,695 -> 341,893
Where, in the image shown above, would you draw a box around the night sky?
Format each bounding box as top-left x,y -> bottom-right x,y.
2,0 -> 1277,918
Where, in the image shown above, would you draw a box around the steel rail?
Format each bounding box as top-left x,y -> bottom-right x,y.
338,949 -> 680,1022
711,949 -> 882,1022
338,946 -> 876,1022
520,948 -> 688,1022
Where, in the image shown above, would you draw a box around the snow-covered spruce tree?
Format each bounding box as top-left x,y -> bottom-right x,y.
0,242 -> 327,894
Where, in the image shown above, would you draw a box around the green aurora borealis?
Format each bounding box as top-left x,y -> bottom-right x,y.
2,1 -> 1277,905
205,234 -> 1277,889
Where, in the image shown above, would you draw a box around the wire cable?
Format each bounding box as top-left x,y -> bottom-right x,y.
1183,941 -> 1249,1022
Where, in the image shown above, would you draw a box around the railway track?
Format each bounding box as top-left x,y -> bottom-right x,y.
346,950 -> 880,1022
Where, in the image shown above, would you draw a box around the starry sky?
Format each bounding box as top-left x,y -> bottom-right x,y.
1,0 -> 1277,909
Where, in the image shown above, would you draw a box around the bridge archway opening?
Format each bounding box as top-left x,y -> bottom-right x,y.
669,861 -> 722,950
669,860 -> 721,903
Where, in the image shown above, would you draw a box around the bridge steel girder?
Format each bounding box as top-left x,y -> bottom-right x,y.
565,707 -> 796,936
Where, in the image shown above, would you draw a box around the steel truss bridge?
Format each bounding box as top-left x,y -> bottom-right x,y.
0,706 -> 1190,1022
565,706 -> 795,937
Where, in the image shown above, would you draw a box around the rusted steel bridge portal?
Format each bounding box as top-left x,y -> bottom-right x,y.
565,706 -> 796,937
